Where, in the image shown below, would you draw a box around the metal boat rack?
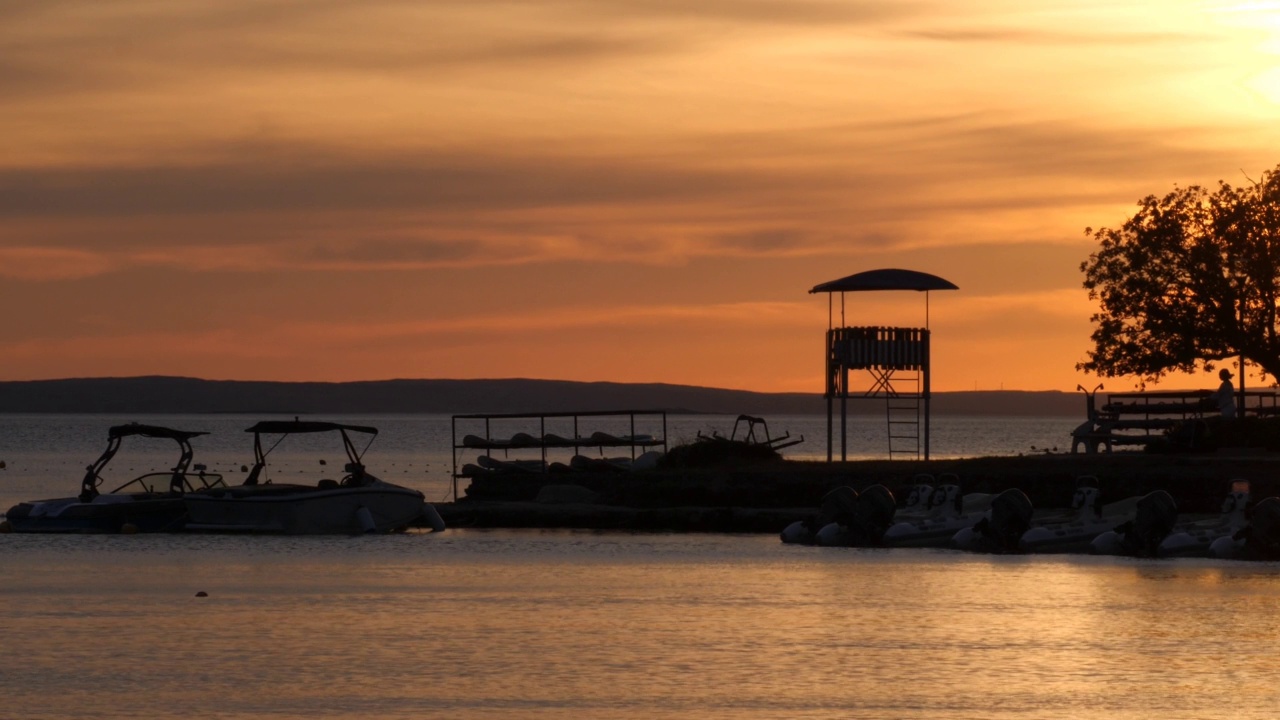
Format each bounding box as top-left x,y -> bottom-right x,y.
450,410 -> 668,501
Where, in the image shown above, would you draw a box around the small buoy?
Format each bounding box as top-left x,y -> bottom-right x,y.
120,523 -> 139,534
0,520 -> 12,533
319,459 -> 326,465
241,465 -> 248,472
195,591 -> 208,598
0,460 -> 6,469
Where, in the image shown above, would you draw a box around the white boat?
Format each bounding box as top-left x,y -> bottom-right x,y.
803,484 -> 898,547
1018,478 -> 1140,554
1158,482 -> 1250,558
1211,494 -> 1280,560
951,488 -> 1034,553
783,479 -> 933,546
882,482 -> 994,548
184,420 -> 444,534
898,476 -> 941,520
781,486 -> 858,545
823,478 -> 938,546
1089,490 -> 1179,556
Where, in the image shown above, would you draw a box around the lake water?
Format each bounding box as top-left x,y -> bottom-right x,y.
4,532 -> 1280,719
9,413 -> 1278,719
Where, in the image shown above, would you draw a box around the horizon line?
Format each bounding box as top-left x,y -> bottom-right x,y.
0,374 -> 1138,395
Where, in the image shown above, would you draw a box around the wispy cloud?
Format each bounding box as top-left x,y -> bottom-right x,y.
0,0 -> 925,103
904,28 -> 1206,45
0,247 -> 117,280
0,115 -> 1231,265
248,300 -> 815,343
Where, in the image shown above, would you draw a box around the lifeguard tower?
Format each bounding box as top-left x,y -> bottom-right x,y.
810,268 -> 958,461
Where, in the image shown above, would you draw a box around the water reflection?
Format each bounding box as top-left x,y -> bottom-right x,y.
4,533 -> 1280,718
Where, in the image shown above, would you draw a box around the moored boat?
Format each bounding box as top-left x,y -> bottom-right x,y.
812,484 -> 897,547
1211,494 -> 1280,560
1158,481 -> 1250,558
782,476 -> 934,546
897,476 -> 941,521
781,486 -> 856,544
1019,477 -> 1142,554
882,480 -> 994,548
183,420 -> 444,534
951,488 -> 1035,553
2,423 -> 224,534
1089,490 -> 1179,557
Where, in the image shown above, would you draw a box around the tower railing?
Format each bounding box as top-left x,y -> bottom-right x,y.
825,326 -> 932,460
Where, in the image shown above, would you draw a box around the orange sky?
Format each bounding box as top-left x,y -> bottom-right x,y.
2,0 -> 1279,393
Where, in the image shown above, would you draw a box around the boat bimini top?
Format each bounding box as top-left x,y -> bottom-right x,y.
80,423 -> 211,502
242,420 -> 379,486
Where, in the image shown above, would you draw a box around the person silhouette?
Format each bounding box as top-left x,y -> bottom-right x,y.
1215,368 -> 1236,420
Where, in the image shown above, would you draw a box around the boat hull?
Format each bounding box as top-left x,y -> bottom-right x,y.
1159,526 -> 1234,558
4,495 -> 191,534
183,482 -> 431,534
1020,520 -> 1119,554
883,519 -> 977,548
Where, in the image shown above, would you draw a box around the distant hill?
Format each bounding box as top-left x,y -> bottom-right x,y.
0,377 -> 1084,417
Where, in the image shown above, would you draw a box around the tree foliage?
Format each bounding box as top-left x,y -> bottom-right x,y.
1079,164 -> 1280,385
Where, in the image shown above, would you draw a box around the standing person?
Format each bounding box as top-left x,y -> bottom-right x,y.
1215,368 -> 1237,420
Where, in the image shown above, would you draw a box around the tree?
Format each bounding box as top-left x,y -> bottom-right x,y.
1079,164 -> 1280,385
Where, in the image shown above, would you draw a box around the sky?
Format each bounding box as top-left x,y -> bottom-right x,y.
2,0 -> 1279,394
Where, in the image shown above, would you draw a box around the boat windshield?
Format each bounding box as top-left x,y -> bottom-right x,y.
111,470 -> 226,495
80,423 -> 213,501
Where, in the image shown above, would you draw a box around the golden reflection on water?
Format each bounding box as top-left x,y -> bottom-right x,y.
3,533 -> 1280,719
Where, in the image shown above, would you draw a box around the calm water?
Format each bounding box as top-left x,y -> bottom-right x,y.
7,414 -> 1277,719
3,533 -> 1280,719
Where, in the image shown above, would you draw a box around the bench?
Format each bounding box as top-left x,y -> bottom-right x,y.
1071,388 -> 1213,454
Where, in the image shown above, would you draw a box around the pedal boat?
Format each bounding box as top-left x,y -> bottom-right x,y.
951,488 -> 1035,553
1210,494 -> 1280,560
1158,482 -> 1250,558
882,482 -> 995,548
1018,478 -> 1143,554
781,477 -> 933,546
1089,490 -> 1179,557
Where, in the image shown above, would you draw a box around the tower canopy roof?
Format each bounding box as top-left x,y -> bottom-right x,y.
809,268 -> 958,294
